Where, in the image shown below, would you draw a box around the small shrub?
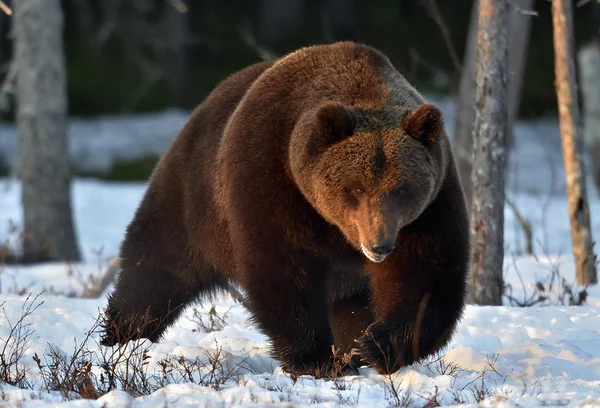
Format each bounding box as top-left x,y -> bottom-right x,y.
0,292 -> 44,389
189,304 -> 232,333
33,320 -> 102,400
504,254 -> 588,307
155,340 -> 254,391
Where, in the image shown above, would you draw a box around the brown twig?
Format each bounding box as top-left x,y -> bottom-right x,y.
81,257 -> 121,299
505,197 -> 533,255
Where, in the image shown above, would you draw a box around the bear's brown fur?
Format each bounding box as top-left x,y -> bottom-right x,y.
101,42 -> 470,378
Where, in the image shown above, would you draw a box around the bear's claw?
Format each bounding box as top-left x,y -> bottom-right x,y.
281,351 -> 361,379
354,321 -> 412,375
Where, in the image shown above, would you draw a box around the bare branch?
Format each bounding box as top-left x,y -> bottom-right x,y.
238,24 -> 279,61
505,197 -> 533,255
576,0 -> 593,7
509,0 -> 538,16
81,258 -> 121,299
0,61 -> 17,112
168,0 -> 189,13
0,1 -> 11,16
421,0 -> 462,72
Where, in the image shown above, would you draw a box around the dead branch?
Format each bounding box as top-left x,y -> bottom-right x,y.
168,0 -> 188,13
576,0 -> 593,7
238,24 -> 279,61
0,1 -> 11,16
509,0 -> 538,16
505,197 -> 533,255
0,61 -> 17,112
421,0 -> 462,72
81,258 -> 120,299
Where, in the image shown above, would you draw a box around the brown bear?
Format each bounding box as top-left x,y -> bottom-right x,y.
100,41 -> 470,378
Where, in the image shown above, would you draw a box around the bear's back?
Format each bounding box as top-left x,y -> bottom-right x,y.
218,43 -> 427,174
143,60 -> 275,275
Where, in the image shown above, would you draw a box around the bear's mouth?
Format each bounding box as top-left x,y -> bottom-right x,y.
360,243 -> 390,263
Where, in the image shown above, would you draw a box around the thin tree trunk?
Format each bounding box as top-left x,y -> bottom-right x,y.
165,0 -> 188,107
454,0 -> 534,208
467,0 -> 510,306
454,1 -> 479,207
552,0 -> 597,286
505,0 -> 534,141
14,0 -> 81,263
578,41 -> 600,195
0,2 -> 9,59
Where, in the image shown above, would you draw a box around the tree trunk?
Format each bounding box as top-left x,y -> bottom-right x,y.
165,0 -> 189,107
454,0 -> 534,208
454,0 -> 478,206
14,0 -> 81,263
578,41 -> 600,196
552,0 -> 597,286
0,2 -> 9,59
505,0 -> 533,142
467,0 -> 510,306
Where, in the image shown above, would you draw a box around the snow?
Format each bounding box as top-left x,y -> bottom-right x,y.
0,110 -> 188,175
1,109 -> 600,407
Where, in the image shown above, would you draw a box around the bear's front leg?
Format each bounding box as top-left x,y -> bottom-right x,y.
358,246 -> 467,374
238,254 -> 345,378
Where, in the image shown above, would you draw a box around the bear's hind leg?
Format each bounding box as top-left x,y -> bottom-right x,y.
101,249 -> 226,346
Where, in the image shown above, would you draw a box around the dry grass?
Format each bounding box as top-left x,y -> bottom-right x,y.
504,251 -> 589,307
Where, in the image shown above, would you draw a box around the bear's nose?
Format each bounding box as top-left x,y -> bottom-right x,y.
370,245 -> 394,256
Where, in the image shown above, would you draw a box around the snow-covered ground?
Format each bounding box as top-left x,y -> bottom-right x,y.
1,107 -> 600,407
0,109 -> 188,175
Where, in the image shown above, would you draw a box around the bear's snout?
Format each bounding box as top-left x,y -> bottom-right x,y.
360,241 -> 395,263
370,244 -> 395,256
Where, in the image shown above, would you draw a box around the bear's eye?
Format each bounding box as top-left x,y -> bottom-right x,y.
393,187 -> 408,198
351,188 -> 364,196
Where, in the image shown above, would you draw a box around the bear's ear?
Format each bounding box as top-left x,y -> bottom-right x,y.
402,103 -> 444,144
314,102 -> 356,147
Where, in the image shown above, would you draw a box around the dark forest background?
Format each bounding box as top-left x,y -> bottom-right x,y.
1,0 -> 598,119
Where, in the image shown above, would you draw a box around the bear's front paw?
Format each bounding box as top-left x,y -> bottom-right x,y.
280,349 -> 360,379
355,320 -> 413,374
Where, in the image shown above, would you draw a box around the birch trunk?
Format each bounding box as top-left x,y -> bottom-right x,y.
14,0 -> 81,263
552,0 -> 597,285
467,0 -> 510,306
578,41 -> 600,196
454,0 -> 534,208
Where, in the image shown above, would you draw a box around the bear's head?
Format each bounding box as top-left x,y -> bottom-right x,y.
290,102 -> 447,263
